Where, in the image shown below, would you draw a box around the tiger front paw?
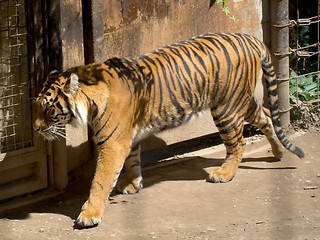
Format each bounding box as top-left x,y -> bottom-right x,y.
207,168 -> 235,183
75,201 -> 102,227
116,177 -> 143,194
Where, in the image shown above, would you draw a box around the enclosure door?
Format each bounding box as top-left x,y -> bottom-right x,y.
0,0 -> 48,202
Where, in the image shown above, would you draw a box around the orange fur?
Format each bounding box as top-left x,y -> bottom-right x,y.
34,33 -> 304,227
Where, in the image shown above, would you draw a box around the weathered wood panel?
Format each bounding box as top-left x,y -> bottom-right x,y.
88,0 -> 266,150
57,0 -> 93,171
98,0 -> 264,59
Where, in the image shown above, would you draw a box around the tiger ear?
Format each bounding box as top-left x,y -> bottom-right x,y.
65,73 -> 80,96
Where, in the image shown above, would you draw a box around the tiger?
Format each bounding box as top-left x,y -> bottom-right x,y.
34,33 -> 304,227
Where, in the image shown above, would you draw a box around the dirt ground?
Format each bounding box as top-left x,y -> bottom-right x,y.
0,130 -> 319,240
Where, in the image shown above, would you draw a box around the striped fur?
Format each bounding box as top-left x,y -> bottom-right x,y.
34,33 -> 304,227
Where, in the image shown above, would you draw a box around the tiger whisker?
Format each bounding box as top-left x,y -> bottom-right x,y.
51,123 -> 66,128
54,129 -> 67,138
54,126 -> 66,129
44,131 -> 58,141
55,130 -> 71,142
39,125 -> 66,141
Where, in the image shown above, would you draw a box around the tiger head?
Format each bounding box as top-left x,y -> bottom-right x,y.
34,71 -> 87,140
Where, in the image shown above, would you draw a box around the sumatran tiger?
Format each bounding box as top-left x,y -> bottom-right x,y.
34,33 -> 304,227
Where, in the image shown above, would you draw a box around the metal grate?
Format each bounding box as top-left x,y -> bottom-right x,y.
0,0 -> 33,153
289,0 -> 320,128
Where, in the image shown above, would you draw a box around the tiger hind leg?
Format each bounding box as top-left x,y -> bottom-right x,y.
115,144 -> 143,194
208,113 -> 247,183
244,97 -> 284,159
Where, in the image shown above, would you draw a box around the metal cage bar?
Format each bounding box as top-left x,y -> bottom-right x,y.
0,0 -> 32,153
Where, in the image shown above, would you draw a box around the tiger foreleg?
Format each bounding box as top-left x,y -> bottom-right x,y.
208,113 -> 246,183
116,144 -> 143,194
75,144 -> 129,227
208,139 -> 246,183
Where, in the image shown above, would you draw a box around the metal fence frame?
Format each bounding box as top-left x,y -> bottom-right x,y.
0,0 -> 33,153
288,0 -> 320,128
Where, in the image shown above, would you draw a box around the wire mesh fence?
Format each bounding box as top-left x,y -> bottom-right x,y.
0,0 -> 33,153
289,0 -> 320,129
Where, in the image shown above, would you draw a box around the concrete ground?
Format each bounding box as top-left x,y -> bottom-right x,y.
0,129 -> 319,240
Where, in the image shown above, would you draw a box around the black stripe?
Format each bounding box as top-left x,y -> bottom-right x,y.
266,78 -> 277,87
215,111 -> 246,130
220,34 -> 244,98
168,49 -> 193,105
140,57 -> 163,115
56,102 -> 63,111
95,101 -> 108,126
93,180 -> 104,190
95,112 -> 113,137
179,45 -> 206,94
157,49 -> 178,91
263,69 -> 275,77
97,123 -> 119,146
214,38 -> 233,104
262,62 -> 273,69
156,57 -> 185,116
92,100 -> 99,120
268,89 -> 278,96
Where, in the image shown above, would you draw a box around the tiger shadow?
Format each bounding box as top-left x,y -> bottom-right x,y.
139,155 -> 285,190
0,143 -> 293,223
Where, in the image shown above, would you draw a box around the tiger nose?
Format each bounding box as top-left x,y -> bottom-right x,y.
33,119 -> 45,132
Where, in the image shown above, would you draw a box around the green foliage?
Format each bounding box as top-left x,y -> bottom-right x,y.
289,22 -> 320,128
216,0 -> 238,22
289,70 -> 319,102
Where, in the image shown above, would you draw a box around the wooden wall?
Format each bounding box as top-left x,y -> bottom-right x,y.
90,0 -> 265,61
56,0 -> 269,170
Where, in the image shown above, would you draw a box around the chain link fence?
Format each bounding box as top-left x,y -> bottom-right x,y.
0,0 -> 33,153
289,0 -> 320,129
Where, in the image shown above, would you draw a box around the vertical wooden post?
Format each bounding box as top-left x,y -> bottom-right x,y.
82,0 -> 94,64
91,0 -> 105,62
47,0 -> 63,73
271,0 -> 290,128
46,0 -> 87,190
46,0 -> 68,190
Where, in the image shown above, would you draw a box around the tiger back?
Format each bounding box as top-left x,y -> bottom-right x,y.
34,33 -> 304,227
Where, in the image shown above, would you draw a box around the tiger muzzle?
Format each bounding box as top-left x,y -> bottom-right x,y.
33,118 -> 48,133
